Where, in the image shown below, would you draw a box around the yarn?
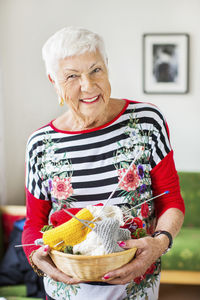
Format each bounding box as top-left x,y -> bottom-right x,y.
50,203 -> 104,227
43,206 -> 130,254
43,208 -> 95,250
87,205 -> 124,226
93,218 -> 131,254
73,231 -> 106,256
74,217 -> 131,255
50,208 -> 81,227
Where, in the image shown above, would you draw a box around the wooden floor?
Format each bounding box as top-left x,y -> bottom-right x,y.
159,284 -> 200,300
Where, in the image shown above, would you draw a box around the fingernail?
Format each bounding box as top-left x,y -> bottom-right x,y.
102,275 -> 110,280
44,245 -> 49,252
118,241 -> 126,247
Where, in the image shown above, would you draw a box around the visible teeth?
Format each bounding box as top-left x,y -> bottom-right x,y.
81,96 -> 98,103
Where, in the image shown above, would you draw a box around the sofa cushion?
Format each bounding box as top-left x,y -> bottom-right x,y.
0,284 -> 26,297
178,172 -> 200,227
162,227 -> 200,271
0,284 -> 41,300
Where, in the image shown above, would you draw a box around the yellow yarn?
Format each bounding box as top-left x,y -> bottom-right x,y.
43,208 -> 94,250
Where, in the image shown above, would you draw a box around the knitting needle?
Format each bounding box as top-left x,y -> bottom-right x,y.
92,149 -> 143,222
15,243 -> 36,247
16,211 -> 96,248
48,210 -> 95,248
63,209 -> 95,230
15,238 -> 44,247
125,190 -> 170,212
53,240 -> 64,247
97,191 -> 170,221
15,241 -> 62,248
14,212 -> 96,248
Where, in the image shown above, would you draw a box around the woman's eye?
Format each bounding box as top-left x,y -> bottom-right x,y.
67,74 -> 77,80
92,67 -> 101,73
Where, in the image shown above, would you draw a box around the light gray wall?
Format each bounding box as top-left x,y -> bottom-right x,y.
0,65 -> 6,205
0,0 -> 199,205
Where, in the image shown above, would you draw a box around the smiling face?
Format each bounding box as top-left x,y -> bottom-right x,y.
55,50 -> 111,128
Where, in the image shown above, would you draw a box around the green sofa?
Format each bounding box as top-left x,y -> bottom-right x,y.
161,172 -> 200,285
0,285 -> 36,300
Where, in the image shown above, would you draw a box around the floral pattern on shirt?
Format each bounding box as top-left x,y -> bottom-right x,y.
113,110 -> 161,298
113,110 -> 155,230
38,132 -> 75,211
45,277 -> 80,300
117,165 -> 141,191
51,176 -> 73,201
42,109 -> 161,299
124,259 -> 161,300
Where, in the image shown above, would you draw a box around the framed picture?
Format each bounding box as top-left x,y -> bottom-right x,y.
143,33 -> 189,94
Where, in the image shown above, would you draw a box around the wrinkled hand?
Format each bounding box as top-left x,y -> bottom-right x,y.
102,236 -> 164,285
32,245 -> 83,285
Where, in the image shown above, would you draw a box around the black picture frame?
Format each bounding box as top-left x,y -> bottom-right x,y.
143,33 -> 189,94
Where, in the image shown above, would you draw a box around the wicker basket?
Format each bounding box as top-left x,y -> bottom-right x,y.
50,247 -> 137,281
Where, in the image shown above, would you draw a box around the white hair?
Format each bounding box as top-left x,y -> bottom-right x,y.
42,26 -> 108,82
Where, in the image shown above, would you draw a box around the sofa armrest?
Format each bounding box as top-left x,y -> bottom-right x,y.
0,205 -> 26,260
0,205 -> 26,215
161,270 -> 200,285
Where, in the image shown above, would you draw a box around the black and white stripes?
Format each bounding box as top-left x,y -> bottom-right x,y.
25,100 -> 171,206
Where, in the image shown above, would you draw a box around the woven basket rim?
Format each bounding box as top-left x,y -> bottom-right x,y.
50,247 -> 137,260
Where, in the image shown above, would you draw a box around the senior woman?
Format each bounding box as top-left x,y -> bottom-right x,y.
22,27 -> 185,300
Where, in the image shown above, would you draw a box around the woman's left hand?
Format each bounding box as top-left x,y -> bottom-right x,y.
102,236 -> 166,285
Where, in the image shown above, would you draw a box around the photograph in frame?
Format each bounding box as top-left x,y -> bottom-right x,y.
143,34 -> 189,94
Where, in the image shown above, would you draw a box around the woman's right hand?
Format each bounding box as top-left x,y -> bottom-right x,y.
32,245 -> 83,285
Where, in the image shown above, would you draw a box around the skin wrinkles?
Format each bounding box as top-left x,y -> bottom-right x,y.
50,50 -> 122,131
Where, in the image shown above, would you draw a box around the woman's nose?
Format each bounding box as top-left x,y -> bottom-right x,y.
80,74 -> 94,92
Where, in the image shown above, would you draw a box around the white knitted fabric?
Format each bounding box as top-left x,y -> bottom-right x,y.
93,218 -> 131,253
73,231 -> 105,255
87,205 -> 124,226
73,218 -> 131,255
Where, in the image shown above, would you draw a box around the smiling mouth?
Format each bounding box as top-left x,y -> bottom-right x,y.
80,95 -> 100,104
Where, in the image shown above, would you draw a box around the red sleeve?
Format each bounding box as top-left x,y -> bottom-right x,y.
150,150 -> 185,218
22,187 -> 52,263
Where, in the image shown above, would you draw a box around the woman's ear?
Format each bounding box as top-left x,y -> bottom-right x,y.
48,75 -> 64,103
48,74 -> 55,84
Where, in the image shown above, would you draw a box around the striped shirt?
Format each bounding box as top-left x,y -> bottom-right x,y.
23,99 -> 184,300
26,99 -> 171,207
